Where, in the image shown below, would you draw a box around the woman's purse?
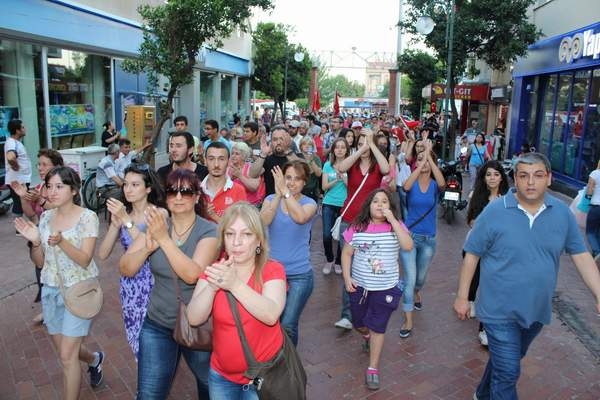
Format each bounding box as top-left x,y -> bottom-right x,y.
577,186 -> 591,213
331,172 -> 369,241
226,292 -> 306,400
54,249 -> 103,320
170,267 -> 212,351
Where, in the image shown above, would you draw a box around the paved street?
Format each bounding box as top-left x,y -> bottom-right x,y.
1,192 -> 600,399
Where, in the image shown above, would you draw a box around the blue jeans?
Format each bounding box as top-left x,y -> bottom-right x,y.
337,220 -> 352,321
137,317 -> 210,400
586,205 -> 600,256
476,321 -> 543,400
400,233 -> 436,312
322,204 -> 342,264
280,270 -> 314,346
208,368 -> 258,400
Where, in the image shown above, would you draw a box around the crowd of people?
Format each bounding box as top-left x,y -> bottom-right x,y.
5,111 -> 600,399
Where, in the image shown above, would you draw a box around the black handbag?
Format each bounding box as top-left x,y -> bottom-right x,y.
226,292 -> 307,400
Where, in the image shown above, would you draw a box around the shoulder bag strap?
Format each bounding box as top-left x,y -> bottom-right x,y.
340,172 -> 369,218
226,292 -> 259,367
407,200 -> 436,230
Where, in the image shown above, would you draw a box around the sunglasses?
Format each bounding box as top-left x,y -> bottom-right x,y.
166,187 -> 196,197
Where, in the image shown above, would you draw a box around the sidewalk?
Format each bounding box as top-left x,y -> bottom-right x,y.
1,202 -> 599,399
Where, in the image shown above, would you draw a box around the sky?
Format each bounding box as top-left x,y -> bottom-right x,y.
252,0 -> 415,84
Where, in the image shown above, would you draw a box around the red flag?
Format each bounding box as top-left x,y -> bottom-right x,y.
333,91 -> 340,116
313,90 -> 321,112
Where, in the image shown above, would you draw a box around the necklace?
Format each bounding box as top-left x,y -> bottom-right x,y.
172,220 -> 196,246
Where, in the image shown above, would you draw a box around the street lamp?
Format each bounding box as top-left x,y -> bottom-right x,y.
416,0 -> 455,161
283,50 -> 305,119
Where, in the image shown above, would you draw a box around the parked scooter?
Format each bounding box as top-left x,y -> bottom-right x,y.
438,159 -> 467,224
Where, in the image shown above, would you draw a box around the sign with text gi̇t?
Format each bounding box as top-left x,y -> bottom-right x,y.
49,104 -> 95,137
430,84 -> 489,101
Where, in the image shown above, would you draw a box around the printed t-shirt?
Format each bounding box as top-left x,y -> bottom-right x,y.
343,222 -> 404,290
341,162 -> 384,223
203,260 -> 286,384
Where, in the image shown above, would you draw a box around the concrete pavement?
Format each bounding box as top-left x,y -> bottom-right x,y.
1,196 -> 599,399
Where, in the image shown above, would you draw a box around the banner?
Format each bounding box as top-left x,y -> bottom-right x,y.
333,91 -> 340,116
49,104 -> 95,137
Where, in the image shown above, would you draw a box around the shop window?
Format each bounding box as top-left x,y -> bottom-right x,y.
221,76 -> 233,128
47,50 -> 111,150
550,73 -> 572,173
566,70 -> 590,179
539,75 -> 557,158
199,72 -> 214,135
581,69 -> 600,181
525,77 -> 539,150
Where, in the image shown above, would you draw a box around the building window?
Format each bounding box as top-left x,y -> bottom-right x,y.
199,72 -> 214,133
47,49 -> 111,149
539,74 -> 557,158
581,69 -> 600,181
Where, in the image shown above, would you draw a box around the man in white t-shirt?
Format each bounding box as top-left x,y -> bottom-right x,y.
5,119 -> 32,217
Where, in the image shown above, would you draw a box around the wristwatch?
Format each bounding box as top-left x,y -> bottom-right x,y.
284,191 -> 291,199
124,220 -> 134,230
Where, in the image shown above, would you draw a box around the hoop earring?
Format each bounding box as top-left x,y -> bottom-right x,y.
255,246 -> 262,255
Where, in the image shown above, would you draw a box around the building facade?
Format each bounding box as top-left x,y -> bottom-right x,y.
510,0 -> 600,189
0,0 -> 253,180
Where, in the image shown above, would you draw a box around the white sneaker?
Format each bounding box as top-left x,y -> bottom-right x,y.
334,317 -> 353,330
333,264 -> 342,275
469,301 -> 476,318
322,262 -> 333,275
478,330 -> 488,346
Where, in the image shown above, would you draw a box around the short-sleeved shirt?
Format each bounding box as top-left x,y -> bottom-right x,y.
464,190 -> 587,328
147,216 -> 217,329
229,162 -> 265,206
343,222 -> 404,290
200,176 -> 247,222
96,155 -> 117,188
589,169 -> 600,205
39,208 -> 99,287
405,180 -> 438,236
157,163 -> 208,189
469,144 -> 487,167
262,154 -> 293,196
101,130 -> 117,148
115,151 -> 138,179
341,162 -> 384,223
204,260 -> 286,384
322,161 -> 347,207
267,194 -> 316,275
4,136 -> 32,184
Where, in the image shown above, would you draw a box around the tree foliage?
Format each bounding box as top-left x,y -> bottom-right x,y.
122,0 -> 273,158
398,50 -> 441,117
317,72 -> 365,106
252,22 -> 311,119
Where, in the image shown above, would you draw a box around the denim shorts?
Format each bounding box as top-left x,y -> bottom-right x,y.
349,285 -> 402,334
42,286 -> 92,337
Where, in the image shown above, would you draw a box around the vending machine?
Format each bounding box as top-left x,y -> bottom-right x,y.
125,105 -> 156,165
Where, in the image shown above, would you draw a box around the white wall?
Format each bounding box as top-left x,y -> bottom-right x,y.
532,0 -> 600,38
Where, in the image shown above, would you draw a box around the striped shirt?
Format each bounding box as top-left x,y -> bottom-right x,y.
343,222 -> 402,291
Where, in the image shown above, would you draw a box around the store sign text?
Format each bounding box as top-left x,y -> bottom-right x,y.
559,29 -> 600,63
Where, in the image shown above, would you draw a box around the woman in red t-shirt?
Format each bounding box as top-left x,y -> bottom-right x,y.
332,129 -> 390,330
187,202 -> 287,399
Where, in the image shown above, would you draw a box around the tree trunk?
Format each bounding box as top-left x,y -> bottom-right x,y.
143,85 -> 178,163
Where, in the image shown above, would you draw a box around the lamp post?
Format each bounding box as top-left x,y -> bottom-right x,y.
283,50 -> 305,119
416,0 -> 455,161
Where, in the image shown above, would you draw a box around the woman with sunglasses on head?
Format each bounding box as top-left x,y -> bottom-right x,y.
120,169 -> 219,399
260,160 -> 318,346
15,166 -> 105,399
98,163 -> 166,359
187,203 -> 287,399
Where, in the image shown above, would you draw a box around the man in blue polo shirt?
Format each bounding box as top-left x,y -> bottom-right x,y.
454,152 -> 600,400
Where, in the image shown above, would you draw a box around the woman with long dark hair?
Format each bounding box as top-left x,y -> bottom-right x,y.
98,163 -> 166,358
465,160 -> 510,346
120,169 -> 218,399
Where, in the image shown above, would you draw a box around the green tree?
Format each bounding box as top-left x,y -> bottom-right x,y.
398,50 -> 441,117
317,72 -> 365,106
252,22 -> 311,120
400,0 -> 541,131
122,0 -> 273,158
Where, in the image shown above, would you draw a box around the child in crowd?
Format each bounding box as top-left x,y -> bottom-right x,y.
341,189 -> 413,391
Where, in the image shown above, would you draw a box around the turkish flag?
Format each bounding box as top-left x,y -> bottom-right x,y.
399,115 -> 420,130
333,91 -> 340,116
313,90 -> 321,112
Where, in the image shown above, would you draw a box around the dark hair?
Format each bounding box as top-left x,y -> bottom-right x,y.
122,163 -> 166,213
174,115 -> 188,125
321,122 -> 330,132
205,119 -> 219,130
169,131 -> 195,150
329,137 -> 350,164
205,141 -> 230,158
340,128 -> 356,149
45,166 -> 82,206
352,189 -> 399,232
376,134 -> 390,158
102,121 -> 112,130
165,169 -> 207,218
118,138 -> 131,146
466,160 -> 509,224
37,148 -> 64,166
271,125 -> 289,135
475,133 -> 486,144
8,119 -> 23,135
282,159 -> 310,183
233,115 -> 241,124
243,121 -> 258,133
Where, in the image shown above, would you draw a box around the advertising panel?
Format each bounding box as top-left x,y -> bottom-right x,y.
49,104 -> 95,137
0,107 -> 20,143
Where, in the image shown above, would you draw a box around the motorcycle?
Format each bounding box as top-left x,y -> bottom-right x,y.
438,159 -> 467,224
